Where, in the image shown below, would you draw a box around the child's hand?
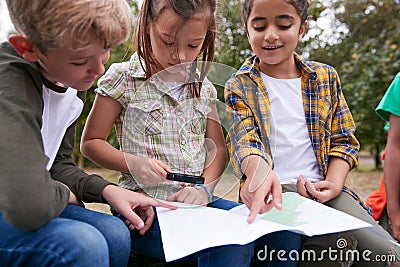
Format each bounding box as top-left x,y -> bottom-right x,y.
241,170 -> 282,224
102,185 -> 177,235
68,191 -> 85,207
56,181 -> 85,207
125,154 -> 172,186
166,186 -> 209,205
388,210 -> 400,242
296,176 -> 341,203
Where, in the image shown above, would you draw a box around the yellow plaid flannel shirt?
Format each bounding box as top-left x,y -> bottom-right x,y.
225,54 -> 360,180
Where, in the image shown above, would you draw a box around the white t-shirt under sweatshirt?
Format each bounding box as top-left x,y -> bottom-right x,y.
41,85 -> 83,170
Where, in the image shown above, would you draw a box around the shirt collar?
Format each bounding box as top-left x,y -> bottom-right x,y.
126,53 -> 172,96
236,53 -> 317,81
128,52 -> 147,79
128,53 -> 202,99
41,74 -> 68,93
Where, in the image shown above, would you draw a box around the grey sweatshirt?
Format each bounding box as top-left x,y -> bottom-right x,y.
0,42 -> 111,231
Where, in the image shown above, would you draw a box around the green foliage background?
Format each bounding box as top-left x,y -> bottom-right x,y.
74,0 -> 400,169
316,0 -> 400,168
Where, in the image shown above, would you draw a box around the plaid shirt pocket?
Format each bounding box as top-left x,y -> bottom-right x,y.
130,101 -> 164,135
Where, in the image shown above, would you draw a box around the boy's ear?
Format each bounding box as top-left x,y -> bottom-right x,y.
8,34 -> 39,62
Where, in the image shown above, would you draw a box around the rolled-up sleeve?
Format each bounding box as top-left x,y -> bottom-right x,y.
225,75 -> 272,178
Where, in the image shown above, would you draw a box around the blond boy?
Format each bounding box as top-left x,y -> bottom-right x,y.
0,1 -> 174,266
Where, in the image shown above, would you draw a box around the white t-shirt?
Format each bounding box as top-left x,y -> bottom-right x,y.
41,86 -> 83,170
261,72 -> 322,184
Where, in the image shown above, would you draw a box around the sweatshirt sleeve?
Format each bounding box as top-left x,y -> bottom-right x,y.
0,45 -> 70,231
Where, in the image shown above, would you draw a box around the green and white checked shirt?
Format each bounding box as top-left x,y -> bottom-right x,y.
96,53 -> 217,200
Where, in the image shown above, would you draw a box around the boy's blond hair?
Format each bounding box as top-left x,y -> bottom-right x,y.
6,0 -> 132,54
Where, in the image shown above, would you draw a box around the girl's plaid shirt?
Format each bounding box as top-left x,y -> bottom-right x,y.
224,53 -> 360,180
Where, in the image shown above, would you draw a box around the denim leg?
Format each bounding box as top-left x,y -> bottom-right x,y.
129,208 -> 165,260
208,197 -> 241,210
0,209 -> 109,267
253,231 -> 302,267
60,204 -> 131,267
195,243 -> 254,267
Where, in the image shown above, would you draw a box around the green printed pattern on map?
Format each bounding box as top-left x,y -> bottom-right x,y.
259,193 -> 308,227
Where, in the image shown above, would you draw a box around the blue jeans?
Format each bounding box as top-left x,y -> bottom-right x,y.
123,197 -> 301,267
0,204 -> 131,267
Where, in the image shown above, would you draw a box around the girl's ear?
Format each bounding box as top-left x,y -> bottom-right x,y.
8,34 -> 39,62
146,22 -> 151,35
298,20 -> 308,41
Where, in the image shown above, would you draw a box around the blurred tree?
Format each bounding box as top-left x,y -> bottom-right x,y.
310,0 -> 400,169
216,0 -> 251,70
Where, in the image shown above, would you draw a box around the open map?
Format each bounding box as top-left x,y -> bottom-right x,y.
156,192 -> 373,262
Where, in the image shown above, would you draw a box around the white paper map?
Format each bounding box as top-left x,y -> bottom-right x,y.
156,192 -> 373,262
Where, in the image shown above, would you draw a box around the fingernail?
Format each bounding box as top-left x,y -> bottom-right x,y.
137,222 -> 144,229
